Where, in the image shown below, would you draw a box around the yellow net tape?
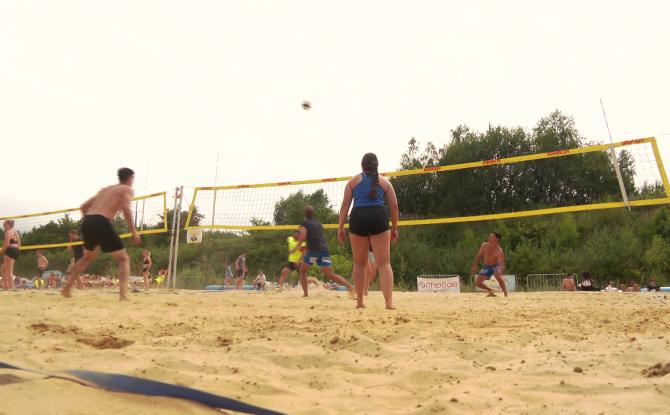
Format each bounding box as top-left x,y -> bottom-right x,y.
1,191 -> 168,250
184,136 -> 668,230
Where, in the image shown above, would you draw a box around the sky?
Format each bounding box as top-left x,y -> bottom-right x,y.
1,0 -> 669,217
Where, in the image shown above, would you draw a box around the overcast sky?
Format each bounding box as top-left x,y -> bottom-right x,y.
1,0 -> 669,217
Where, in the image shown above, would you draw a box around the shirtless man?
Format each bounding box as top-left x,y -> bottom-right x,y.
61,168 -> 141,300
561,273 -> 577,291
36,250 -> 49,281
235,251 -> 248,290
470,232 -> 508,297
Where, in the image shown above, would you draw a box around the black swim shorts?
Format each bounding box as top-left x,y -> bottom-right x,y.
81,215 -> 124,253
349,205 -> 390,236
4,247 -> 20,260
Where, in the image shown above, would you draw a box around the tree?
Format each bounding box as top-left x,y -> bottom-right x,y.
393,110 -> 637,220
158,206 -> 204,231
273,190 -> 338,226
19,213 -> 80,246
643,235 -> 670,276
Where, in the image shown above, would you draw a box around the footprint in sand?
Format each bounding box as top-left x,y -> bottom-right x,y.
642,362 -> 670,378
76,336 -> 133,349
30,323 -> 82,335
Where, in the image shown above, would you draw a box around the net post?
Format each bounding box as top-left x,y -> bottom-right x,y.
600,99 -> 631,209
212,149 -> 220,227
650,137 -> 670,197
184,188 -> 198,231
167,187 -> 180,289
172,186 -> 184,290
140,198 -> 146,232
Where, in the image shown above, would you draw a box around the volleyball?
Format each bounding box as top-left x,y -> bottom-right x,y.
301,100 -> 312,111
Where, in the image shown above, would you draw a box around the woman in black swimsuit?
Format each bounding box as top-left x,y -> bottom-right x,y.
2,220 -> 21,290
141,250 -> 152,291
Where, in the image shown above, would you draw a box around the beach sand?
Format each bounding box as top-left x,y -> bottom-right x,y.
0,288 -> 669,414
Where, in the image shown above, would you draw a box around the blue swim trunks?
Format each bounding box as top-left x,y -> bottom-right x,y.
303,251 -> 332,267
478,264 -> 500,279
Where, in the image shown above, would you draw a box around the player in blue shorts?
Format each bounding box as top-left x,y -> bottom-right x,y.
292,205 -> 354,297
470,232 -> 508,297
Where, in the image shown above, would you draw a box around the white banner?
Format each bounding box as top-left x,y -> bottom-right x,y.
417,276 -> 460,293
475,274 -> 516,292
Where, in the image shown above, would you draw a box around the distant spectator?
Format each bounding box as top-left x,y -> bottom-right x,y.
224,262 -> 234,288
235,252 -> 248,290
253,270 -> 266,290
46,272 -> 58,289
561,274 -> 577,291
578,272 -> 597,292
32,275 -> 44,289
647,278 -> 660,292
605,281 -> 618,292
633,282 -> 640,292
36,250 -> 49,280
155,269 -> 166,288
618,282 -> 626,292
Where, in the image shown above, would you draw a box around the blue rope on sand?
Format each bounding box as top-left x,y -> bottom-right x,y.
0,361 -> 285,415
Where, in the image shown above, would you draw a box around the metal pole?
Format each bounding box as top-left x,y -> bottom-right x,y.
172,186 -> 184,289
212,150 -> 220,226
140,163 -> 149,232
600,98 -> 630,210
167,187 -> 180,288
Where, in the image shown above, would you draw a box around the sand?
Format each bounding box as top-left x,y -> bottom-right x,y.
1,288 -> 669,415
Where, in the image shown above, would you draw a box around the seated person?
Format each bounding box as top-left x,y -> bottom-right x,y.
647,278 -> 660,292
32,275 -> 44,289
578,272 -> 596,291
561,274 -> 577,291
253,271 -> 267,290
46,273 -> 58,289
625,282 -> 634,292
605,281 -> 619,292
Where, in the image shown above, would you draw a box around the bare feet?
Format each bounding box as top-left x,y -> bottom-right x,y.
386,304 -> 396,310
356,303 -> 366,308
486,291 -> 496,297
504,292 -> 509,297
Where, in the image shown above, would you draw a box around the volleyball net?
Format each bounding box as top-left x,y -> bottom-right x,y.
0,191 -> 168,250
184,137 -> 670,231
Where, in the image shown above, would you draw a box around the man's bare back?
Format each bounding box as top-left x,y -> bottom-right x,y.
561,277 -> 577,291
84,184 -> 134,219
62,167 -> 139,301
37,254 -> 48,269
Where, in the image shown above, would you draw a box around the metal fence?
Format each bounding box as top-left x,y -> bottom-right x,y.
525,273 -> 579,291
175,275 -> 208,290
